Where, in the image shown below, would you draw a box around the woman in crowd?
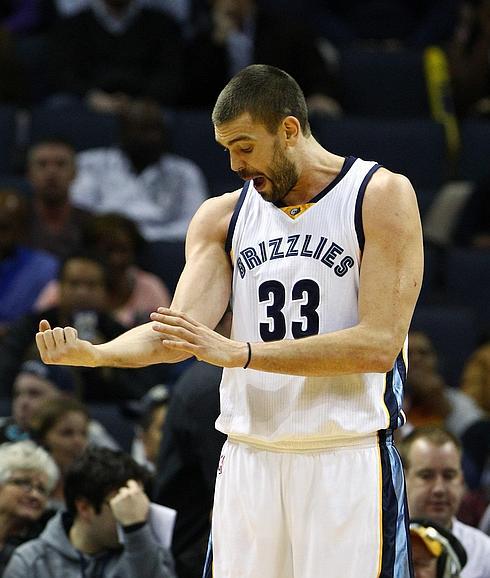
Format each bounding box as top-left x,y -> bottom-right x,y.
29,398 -> 89,510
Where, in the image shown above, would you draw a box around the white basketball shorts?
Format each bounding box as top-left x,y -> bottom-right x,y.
203,431 -> 412,578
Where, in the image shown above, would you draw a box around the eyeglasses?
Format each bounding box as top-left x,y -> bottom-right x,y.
5,478 -> 50,498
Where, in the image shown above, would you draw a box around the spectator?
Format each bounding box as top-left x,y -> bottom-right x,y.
400,427 -> 490,578
3,446 -> 176,578
0,440 -> 58,575
403,368 -> 485,440
402,331 -> 486,438
30,397 -> 89,510
154,362 -> 225,578
0,189 -> 59,339
70,100 -> 208,241
53,0 -> 191,30
461,339 -> 490,414
410,518 -> 467,578
0,253 -> 159,401
36,213 -> 171,327
403,330 -> 490,490
181,0 -> 341,115
25,138 -> 93,260
47,0 -> 184,112
130,384 -> 170,472
0,358 -> 118,449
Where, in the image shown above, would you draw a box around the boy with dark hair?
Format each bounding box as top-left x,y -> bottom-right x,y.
4,447 -> 175,578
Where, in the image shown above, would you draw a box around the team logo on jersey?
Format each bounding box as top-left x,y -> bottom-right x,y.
281,203 -> 313,219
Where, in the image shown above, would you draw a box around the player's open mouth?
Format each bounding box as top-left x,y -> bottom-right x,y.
253,176 -> 266,190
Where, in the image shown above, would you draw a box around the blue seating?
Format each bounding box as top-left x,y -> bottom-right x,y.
167,109 -> 242,195
411,304 -> 478,387
457,120 -> 490,182
444,248 -> 490,337
339,48 -> 430,118
310,116 -> 448,190
138,240 -> 186,295
29,104 -> 120,151
14,34 -> 52,105
0,398 -> 10,417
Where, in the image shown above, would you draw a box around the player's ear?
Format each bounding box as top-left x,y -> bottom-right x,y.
282,116 -> 300,145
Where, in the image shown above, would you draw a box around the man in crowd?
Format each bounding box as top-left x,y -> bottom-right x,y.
400,427 -> 490,578
26,138 -> 92,260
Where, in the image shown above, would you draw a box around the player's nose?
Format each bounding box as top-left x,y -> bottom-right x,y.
229,151 -> 245,174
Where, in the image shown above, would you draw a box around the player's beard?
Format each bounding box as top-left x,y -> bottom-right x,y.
262,141 -> 299,204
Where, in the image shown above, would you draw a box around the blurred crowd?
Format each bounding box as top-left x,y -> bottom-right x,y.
0,1 -> 489,578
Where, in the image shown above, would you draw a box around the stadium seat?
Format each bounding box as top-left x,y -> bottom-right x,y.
339,48 -> 430,118
411,304 -> 478,388
167,109 -> 242,195
14,34 -> 51,105
0,398 -> 11,417
310,116 -> 448,190
457,119 -> 490,182
444,248 -> 490,337
138,240 -> 186,295
29,104 -> 120,151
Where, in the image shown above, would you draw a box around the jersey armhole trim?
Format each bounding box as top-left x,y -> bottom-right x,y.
355,163 -> 382,252
225,180 -> 250,254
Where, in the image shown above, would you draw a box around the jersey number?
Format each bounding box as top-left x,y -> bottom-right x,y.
258,279 -> 320,341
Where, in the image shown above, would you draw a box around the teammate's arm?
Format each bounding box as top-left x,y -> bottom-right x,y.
35,194 -> 236,368
150,169 -> 424,375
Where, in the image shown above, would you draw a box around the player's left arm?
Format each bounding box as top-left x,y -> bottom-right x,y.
151,169 -> 424,375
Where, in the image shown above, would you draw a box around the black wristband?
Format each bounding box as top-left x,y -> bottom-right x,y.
243,342 -> 252,369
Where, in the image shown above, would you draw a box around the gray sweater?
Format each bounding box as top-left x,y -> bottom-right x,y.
3,511 -> 176,578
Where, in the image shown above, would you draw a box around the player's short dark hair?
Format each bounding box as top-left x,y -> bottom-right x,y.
398,426 -> 462,470
64,447 -> 150,515
212,64 -> 311,136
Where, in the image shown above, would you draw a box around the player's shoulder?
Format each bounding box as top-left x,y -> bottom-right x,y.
188,189 -> 243,240
362,167 -> 420,236
367,166 -> 414,196
197,189 -> 241,217
364,167 -> 417,212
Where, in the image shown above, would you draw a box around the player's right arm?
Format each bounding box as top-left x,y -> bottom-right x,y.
35,192 -> 238,368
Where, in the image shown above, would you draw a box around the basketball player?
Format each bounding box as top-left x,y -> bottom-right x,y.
35,65 -> 423,577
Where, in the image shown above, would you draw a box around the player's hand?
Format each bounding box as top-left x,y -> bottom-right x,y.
35,320 -> 99,367
150,307 -> 249,368
109,479 -> 150,526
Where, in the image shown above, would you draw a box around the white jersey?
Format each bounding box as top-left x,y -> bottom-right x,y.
216,156 -> 408,448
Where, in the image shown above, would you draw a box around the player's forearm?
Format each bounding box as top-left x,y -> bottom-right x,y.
94,323 -> 190,368
244,325 -> 401,376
